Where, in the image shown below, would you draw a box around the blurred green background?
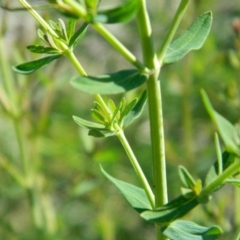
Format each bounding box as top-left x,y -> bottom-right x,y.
0,0 -> 240,239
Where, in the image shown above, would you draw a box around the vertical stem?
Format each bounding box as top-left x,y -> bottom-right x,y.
136,1 -> 167,239
136,0 -> 167,207
147,76 -> 168,206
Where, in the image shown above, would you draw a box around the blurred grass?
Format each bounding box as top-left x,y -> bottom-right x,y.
0,0 -> 240,239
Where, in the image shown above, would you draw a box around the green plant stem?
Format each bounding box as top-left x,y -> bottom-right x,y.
116,129 -> 155,208
18,0 -> 58,38
62,0 -> 147,72
136,1 -> 167,239
157,0 -> 189,63
18,0 -> 70,54
201,158 -> 240,196
66,51 -> 87,76
67,47 -> 156,212
94,94 -> 155,209
66,37 -> 151,208
136,0 -> 167,207
62,0 -> 87,18
92,23 -> 147,71
94,93 -> 155,207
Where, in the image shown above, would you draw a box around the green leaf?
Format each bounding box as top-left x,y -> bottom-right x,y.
58,18 -> 68,40
119,97 -> 127,113
69,22 -> 88,48
163,12 -> 212,64
121,90 -> 147,128
71,69 -> 148,94
162,220 -> 222,240
141,195 -> 198,223
49,20 -> 58,30
73,116 -> 106,130
67,18 -> 77,40
108,99 -> 117,114
101,166 -> 152,213
205,151 -> 235,190
201,90 -> 240,156
90,109 -> 107,124
110,101 -> 122,125
73,116 -> 115,138
120,99 -> 137,121
12,55 -> 61,74
27,45 -> 59,54
93,0 -> 139,24
178,166 -> 196,189
93,101 -> 104,112
38,29 -> 48,45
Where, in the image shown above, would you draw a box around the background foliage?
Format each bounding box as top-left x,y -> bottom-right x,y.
0,0 -> 240,239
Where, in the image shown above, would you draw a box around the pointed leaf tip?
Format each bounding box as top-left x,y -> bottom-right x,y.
201,90 -> 240,155
12,55 -> 61,75
100,166 -> 152,212
163,11 -> 213,64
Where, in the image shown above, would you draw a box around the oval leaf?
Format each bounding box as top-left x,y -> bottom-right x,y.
71,69 -> 148,94
12,55 -> 61,74
162,220 -> 222,240
94,0 -> 139,24
101,166 -> 152,213
163,12 -> 213,64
